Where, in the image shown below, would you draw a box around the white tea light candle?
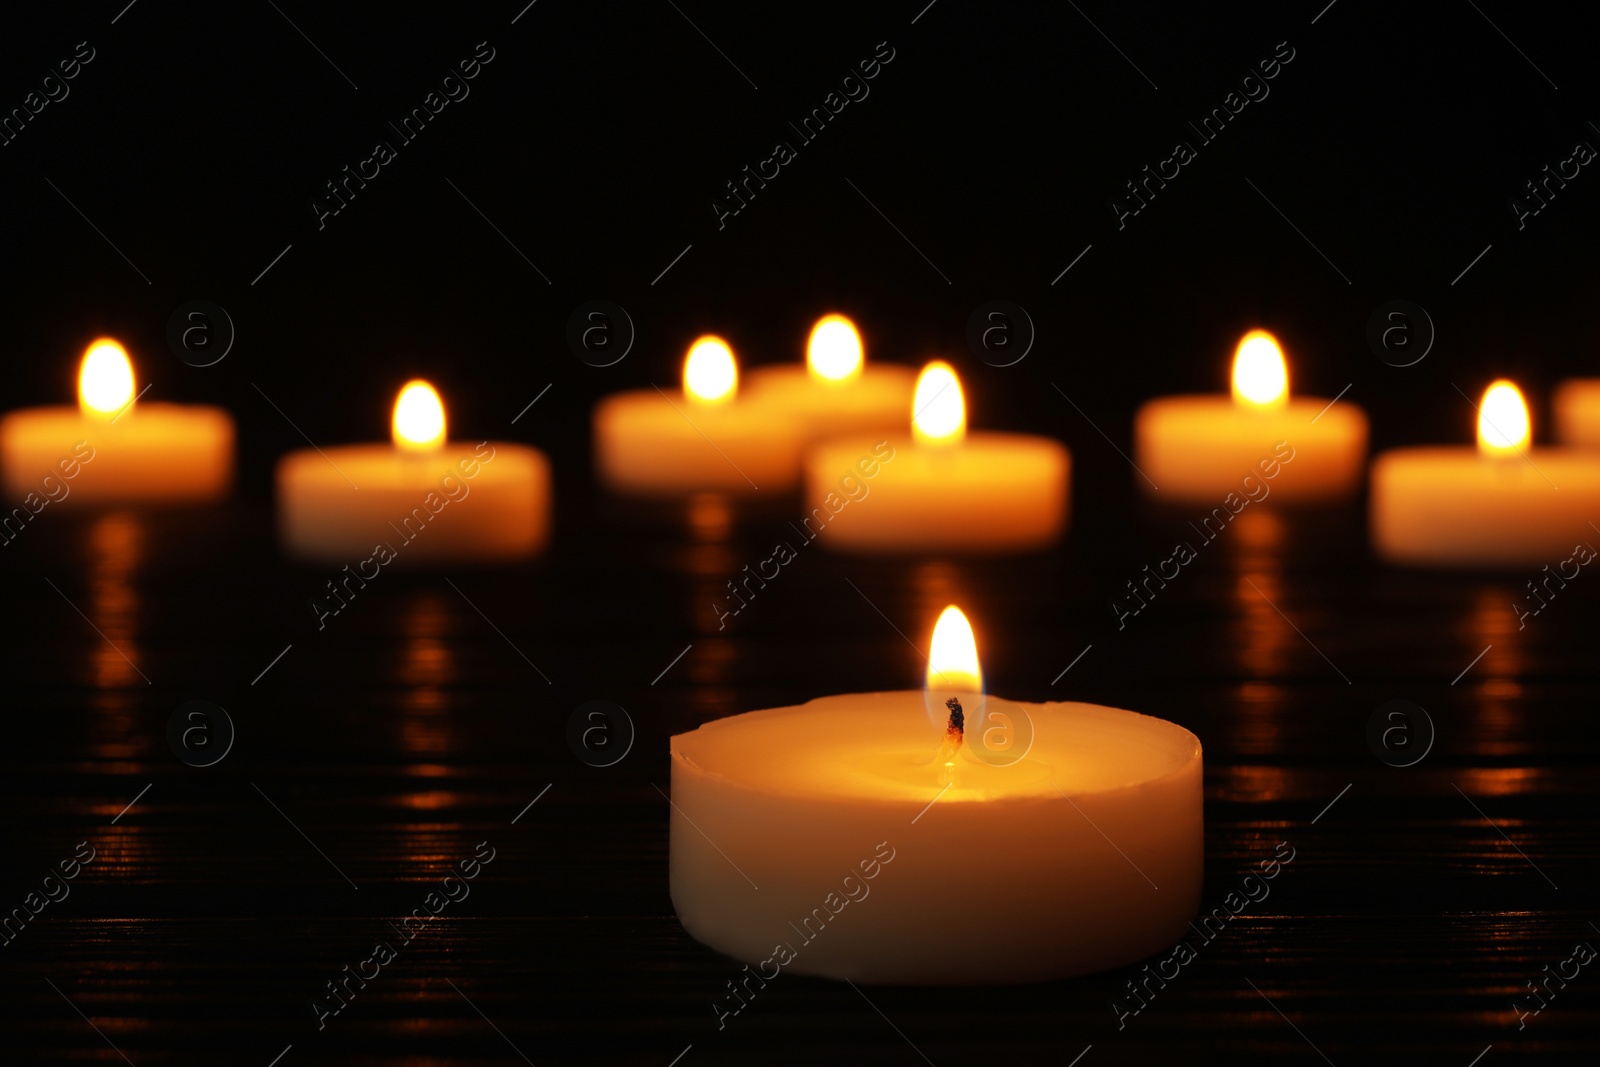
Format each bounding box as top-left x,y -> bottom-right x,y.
804,362 -> 1069,552
1135,330 -> 1366,504
669,606 -> 1203,984
277,379 -> 548,564
1371,380 -> 1600,567
0,339 -> 232,505
1554,378 -> 1600,446
594,336 -> 804,495
744,314 -> 915,442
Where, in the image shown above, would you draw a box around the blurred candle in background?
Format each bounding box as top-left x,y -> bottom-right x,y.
1370,379 -> 1600,567
0,338 -> 232,505
804,361 -> 1069,552
594,335 -> 804,495
277,379 -> 548,564
745,314 -> 915,442
1134,330 -> 1366,504
1554,377 -> 1600,446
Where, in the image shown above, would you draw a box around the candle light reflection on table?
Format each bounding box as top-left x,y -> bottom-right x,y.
1230,509 -> 1294,697
1463,585 -> 1524,758
88,511 -> 146,692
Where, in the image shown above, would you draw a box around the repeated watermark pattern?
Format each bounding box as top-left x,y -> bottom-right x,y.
711,42 -> 897,231
0,41 -> 97,150
311,841 -> 498,1030
1366,299 -> 1434,367
1112,442 -> 1296,630
713,441 -> 896,630
5,0 -> 1593,1061
0,841 -> 97,950
167,700 -> 236,768
1367,699 -> 1434,768
1111,41 -> 1297,230
166,300 -> 235,367
567,699 -> 635,767
1112,841 -> 1297,1029
311,443 -> 498,630
311,42 -> 498,231
1513,934 -> 1596,1030
711,841 -> 897,1030
0,441 -> 96,548
1512,539 -> 1595,630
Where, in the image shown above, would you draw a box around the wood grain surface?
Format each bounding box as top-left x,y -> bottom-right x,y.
1,474 -> 1594,1067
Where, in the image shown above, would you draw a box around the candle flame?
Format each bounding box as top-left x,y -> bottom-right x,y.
926,605 -> 982,777
927,604 -> 982,697
683,335 -> 738,405
912,361 -> 966,445
392,380 -> 447,452
1478,379 -> 1530,455
1231,329 -> 1288,409
78,338 -> 135,418
806,314 -> 864,384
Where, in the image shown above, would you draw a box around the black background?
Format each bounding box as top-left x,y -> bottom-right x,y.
1,1 -> 1598,1064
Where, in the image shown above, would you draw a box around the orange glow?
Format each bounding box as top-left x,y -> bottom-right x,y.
686,493 -> 734,543
683,336 -> 738,405
88,512 -> 144,690
1231,329 -> 1288,409
78,338 -> 135,418
1477,379 -> 1530,455
392,380 -> 446,451
912,361 -> 965,445
806,314 -> 864,383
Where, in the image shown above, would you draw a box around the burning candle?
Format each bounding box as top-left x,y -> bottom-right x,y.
802,362 -> 1069,552
1554,378 -> 1600,446
744,314 -> 916,442
669,606 -> 1203,984
0,339 -> 232,505
277,380 -> 549,564
594,336 -> 804,495
1134,330 -> 1367,504
1371,379 -> 1600,567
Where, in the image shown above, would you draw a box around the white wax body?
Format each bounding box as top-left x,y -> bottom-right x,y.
0,403 -> 233,505
593,390 -> 803,495
1134,396 -> 1366,504
276,442 -> 548,564
671,692 -> 1203,984
744,365 -> 916,443
1555,379 -> 1600,446
804,434 -> 1069,553
1370,447 -> 1600,567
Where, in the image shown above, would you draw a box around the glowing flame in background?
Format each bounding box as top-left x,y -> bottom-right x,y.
393,380 -> 447,452
806,314 -> 864,384
1477,379 -> 1530,455
683,336 -> 738,405
79,339 -> 135,418
1231,329 -> 1288,409
912,361 -> 965,445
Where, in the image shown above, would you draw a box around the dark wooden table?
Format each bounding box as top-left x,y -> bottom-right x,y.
2,465 -> 1596,1066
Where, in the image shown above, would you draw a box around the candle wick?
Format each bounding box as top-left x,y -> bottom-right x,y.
944,696 -> 964,749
